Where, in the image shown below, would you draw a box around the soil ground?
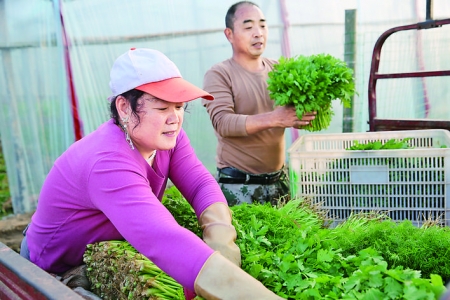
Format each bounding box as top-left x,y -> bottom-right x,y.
0,211 -> 34,253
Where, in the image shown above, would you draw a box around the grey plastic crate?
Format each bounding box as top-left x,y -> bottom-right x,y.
288,129 -> 450,226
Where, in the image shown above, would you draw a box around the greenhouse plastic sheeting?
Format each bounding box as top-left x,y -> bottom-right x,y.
1,0 -> 450,214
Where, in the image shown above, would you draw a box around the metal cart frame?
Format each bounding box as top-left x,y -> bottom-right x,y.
368,16 -> 450,131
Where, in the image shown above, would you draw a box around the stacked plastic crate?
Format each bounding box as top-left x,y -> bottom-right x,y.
288,129 -> 450,227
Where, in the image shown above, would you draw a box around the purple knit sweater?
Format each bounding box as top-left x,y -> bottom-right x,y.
26,119 -> 225,290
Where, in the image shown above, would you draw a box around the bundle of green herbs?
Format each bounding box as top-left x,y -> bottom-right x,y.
84,240 -> 186,299
164,187 -> 446,299
346,138 -> 413,150
327,213 -> 450,283
346,138 -> 448,151
267,53 -> 355,132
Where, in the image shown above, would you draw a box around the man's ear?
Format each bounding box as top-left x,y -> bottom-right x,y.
115,96 -> 129,119
224,28 -> 233,43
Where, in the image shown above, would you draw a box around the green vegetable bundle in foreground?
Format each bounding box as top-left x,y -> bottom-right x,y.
84,241 -> 186,300
84,187 -> 448,299
267,53 -> 355,132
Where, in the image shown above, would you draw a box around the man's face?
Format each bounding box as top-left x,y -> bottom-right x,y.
228,4 -> 268,58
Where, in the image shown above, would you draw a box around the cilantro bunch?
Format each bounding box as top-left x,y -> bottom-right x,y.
267,54 -> 355,132
162,188 -> 447,299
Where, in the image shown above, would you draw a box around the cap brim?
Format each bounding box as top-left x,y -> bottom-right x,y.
135,77 -> 214,103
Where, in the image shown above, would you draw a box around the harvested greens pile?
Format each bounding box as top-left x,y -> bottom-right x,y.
84,240 -> 185,300
267,53 -> 355,132
84,187 -> 449,299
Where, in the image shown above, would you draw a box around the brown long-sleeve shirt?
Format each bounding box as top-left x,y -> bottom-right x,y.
202,58 -> 285,174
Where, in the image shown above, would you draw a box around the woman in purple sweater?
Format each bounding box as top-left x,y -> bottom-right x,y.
20,48 -> 281,299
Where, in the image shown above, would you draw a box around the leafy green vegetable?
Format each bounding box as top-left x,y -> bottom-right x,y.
84,240 -> 185,299
267,53 -> 355,132
328,215 -> 450,283
346,138 -> 413,150
162,186 -> 202,237
84,188 -> 449,299
162,187 -> 447,299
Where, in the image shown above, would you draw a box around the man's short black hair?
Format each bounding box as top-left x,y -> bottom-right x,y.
225,1 -> 259,31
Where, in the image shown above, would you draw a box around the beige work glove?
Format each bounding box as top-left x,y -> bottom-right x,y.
199,202 -> 241,267
194,252 -> 283,300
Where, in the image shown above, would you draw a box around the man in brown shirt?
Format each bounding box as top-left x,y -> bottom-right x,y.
202,1 -> 315,206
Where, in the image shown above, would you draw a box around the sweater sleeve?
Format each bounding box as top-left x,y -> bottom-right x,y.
167,130 -> 228,218
87,149 -> 215,290
202,63 -> 248,137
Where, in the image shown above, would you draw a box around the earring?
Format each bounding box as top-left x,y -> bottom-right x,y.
121,116 -> 134,150
125,131 -> 134,150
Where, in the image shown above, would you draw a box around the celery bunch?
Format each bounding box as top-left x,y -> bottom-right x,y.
83,240 -> 185,300
267,53 -> 355,132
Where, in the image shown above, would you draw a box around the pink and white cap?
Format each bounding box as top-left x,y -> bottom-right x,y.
108,48 -> 214,102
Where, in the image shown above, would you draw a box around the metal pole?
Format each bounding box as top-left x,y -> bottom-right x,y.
58,0 -> 83,141
426,0 -> 434,20
342,9 -> 356,133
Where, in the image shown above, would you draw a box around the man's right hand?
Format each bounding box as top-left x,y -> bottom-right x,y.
245,105 -> 316,134
271,105 -> 316,129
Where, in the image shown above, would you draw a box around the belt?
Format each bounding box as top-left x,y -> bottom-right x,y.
217,167 -> 282,185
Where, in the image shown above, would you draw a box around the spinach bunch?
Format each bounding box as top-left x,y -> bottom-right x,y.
267,54 -> 355,132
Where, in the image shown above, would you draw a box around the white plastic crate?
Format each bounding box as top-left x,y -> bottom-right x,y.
288,129 -> 450,227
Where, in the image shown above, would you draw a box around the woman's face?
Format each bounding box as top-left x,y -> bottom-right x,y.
128,93 -> 185,159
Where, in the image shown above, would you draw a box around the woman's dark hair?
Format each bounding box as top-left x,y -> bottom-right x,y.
110,89 -> 145,127
225,1 -> 259,30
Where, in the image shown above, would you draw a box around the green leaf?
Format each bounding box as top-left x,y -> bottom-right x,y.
360,288 -> 386,300
402,284 -> 432,300
317,249 -> 334,263
367,272 -> 384,288
248,264 -> 264,278
383,277 -> 403,298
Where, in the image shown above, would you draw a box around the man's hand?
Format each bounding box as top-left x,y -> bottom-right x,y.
271,105 -> 316,129
245,105 -> 317,134
295,111 -> 317,129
